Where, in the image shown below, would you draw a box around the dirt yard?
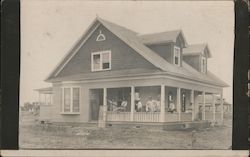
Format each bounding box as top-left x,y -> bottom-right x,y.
19,111 -> 232,149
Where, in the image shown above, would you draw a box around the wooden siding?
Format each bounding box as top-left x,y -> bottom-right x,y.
146,36 -> 184,67
57,24 -> 157,78
147,44 -> 173,64
183,55 -> 200,71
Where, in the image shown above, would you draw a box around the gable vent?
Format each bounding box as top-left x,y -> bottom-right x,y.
96,30 -> 106,41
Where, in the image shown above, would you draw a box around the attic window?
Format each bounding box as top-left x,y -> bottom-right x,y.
201,56 -> 207,73
174,46 -> 181,66
91,50 -> 111,71
96,30 -> 106,41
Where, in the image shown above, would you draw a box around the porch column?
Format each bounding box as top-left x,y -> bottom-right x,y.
177,87 -> 181,121
202,91 -> 206,120
130,86 -> 135,121
98,88 -> 107,128
45,94 -> 47,105
212,94 -> 216,122
191,90 -> 195,121
103,88 -> 107,122
160,85 -> 165,122
38,93 -> 41,105
220,92 -> 224,122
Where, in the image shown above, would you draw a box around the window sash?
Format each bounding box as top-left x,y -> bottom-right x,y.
91,51 -> 111,71
201,57 -> 206,73
62,87 -> 80,113
174,47 -> 180,66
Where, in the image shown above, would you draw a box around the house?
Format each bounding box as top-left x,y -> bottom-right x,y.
37,17 -> 229,125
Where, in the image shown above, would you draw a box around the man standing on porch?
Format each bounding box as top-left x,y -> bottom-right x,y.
146,97 -> 153,112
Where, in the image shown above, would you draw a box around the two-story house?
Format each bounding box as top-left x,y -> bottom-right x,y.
37,17 -> 228,124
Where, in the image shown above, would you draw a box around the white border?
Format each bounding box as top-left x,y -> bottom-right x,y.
1,150 -> 249,157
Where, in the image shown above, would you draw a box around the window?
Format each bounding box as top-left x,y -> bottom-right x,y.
174,46 -> 181,66
181,93 -> 186,112
62,87 -> 80,113
201,56 -> 207,73
91,51 -> 111,71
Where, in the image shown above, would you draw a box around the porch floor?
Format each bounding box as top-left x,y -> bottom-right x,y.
104,120 -> 211,131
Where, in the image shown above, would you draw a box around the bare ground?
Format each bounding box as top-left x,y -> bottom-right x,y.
19,112 -> 232,149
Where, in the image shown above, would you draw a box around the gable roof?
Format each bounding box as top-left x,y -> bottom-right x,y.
138,30 -> 188,46
45,17 -> 178,80
45,17 -> 228,87
183,43 -> 212,58
97,18 -> 177,71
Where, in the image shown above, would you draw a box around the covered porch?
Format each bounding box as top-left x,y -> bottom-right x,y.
90,84 -> 224,124
35,87 -> 53,121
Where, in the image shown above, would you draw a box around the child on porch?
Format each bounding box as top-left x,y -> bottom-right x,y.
169,102 -> 176,113
136,100 -> 143,112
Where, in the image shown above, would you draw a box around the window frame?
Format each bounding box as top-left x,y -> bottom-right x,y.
61,86 -> 81,114
201,56 -> 207,73
181,92 -> 186,112
91,50 -> 111,72
173,46 -> 181,66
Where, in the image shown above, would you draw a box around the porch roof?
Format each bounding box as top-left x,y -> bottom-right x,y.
34,87 -> 53,94
47,67 -> 228,87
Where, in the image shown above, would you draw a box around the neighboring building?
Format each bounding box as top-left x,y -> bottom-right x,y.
37,17 -> 228,124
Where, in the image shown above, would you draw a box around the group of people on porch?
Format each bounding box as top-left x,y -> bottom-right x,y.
107,93 -> 180,113
135,96 -> 161,112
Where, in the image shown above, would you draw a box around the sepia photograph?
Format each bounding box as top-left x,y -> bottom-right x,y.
19,0 -> 234,150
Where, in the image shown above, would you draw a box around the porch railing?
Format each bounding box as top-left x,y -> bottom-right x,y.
134,112 -> 160,122
106,112 -> 130,122
105,111 -> 218,123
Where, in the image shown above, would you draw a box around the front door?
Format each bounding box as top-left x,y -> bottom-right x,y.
89,89 -> 103,121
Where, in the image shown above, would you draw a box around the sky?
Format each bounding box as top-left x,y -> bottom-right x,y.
20,0 -> 234,106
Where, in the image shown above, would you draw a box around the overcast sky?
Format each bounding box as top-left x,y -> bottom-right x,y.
20,0 -> 234,105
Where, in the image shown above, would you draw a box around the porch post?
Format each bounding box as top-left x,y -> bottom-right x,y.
103,88 -> 107,122
202,91 -> 206,120
191,90 -> 195,121
212,93 -> 216,122
98,88 -> 107,128
45,94 -> 47,105
160,84 -> 165,122
38,93 -> 41,105
130,86 -> 135,121
177,87 -> 181,121
220,92 -> 224,122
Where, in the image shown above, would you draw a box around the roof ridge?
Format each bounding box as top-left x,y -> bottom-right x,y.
186,43 -> 207,47
137,29 -> 181,36
97,17 -> 139,35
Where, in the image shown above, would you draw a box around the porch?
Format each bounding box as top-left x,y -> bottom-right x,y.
89,85 -> 224,124
35,87 -> 53,121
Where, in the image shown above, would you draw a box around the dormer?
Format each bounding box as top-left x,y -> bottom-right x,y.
183,43 -> 212,74
138,30 -> 188,66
